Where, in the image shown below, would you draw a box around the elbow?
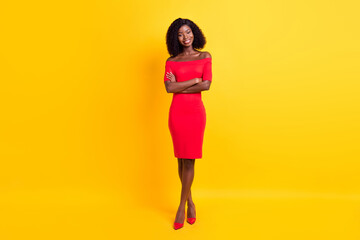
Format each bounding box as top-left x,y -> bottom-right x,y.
166,86 -> 173,93
204,81 -> 211,91
165,81 -> 173,93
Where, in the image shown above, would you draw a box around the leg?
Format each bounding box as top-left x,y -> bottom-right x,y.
177,158 -> 196,219
177,158 -> 194,204
174,158 -> 195,223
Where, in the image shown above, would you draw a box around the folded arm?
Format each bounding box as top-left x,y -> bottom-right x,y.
177,80 -> 211,93
165,78 -> 200,93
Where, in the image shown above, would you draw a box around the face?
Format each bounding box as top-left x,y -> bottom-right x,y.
178,25 -> 194,47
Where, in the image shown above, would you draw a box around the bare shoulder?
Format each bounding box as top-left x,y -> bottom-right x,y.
166,56 -> 175,62
202,51 -> 212,59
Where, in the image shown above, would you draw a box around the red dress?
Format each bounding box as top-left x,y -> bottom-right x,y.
164,58 -> 212,159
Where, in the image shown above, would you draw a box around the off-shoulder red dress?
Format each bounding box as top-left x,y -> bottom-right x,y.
164,57 -> 212,159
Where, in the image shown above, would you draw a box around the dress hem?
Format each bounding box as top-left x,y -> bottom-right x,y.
175,155 -> 202,159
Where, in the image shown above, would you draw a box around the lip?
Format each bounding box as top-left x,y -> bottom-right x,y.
183,39 -> 191,44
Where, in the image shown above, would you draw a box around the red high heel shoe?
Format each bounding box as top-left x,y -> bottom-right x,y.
187,205 -> 196,224
173,210 -> 185,230
187,217 -> 196,224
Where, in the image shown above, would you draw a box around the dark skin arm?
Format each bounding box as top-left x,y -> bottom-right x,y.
165,72 -> 210,93
164,77 -> 201,93
177,80 -> 211,93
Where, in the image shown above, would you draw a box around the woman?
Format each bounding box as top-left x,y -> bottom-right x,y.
163,18 -> 212,230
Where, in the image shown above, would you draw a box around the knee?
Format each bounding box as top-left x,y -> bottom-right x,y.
183,159 -> 194,170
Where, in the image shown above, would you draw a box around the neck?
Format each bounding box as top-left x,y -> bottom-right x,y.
181,46 -> 197,55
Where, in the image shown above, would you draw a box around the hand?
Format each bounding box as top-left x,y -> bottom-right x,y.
195,78 -> 203,83
166,72 -> 176,82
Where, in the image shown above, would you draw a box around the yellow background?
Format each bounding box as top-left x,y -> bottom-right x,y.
1,0 -> 359,239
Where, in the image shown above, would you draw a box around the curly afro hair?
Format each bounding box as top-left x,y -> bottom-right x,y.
166,18 -> 206,57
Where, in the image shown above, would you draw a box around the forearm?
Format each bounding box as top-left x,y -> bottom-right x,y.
177,81 -> 209,93
166,78 -> 198,93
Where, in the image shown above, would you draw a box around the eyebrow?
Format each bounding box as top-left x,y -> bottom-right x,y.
178,29 -> 191,33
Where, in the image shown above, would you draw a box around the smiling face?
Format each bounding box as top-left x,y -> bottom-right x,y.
178,25 -> 194,47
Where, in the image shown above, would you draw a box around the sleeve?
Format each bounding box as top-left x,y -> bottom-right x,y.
202,59 -> 212,81
164,61 -> 172,82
